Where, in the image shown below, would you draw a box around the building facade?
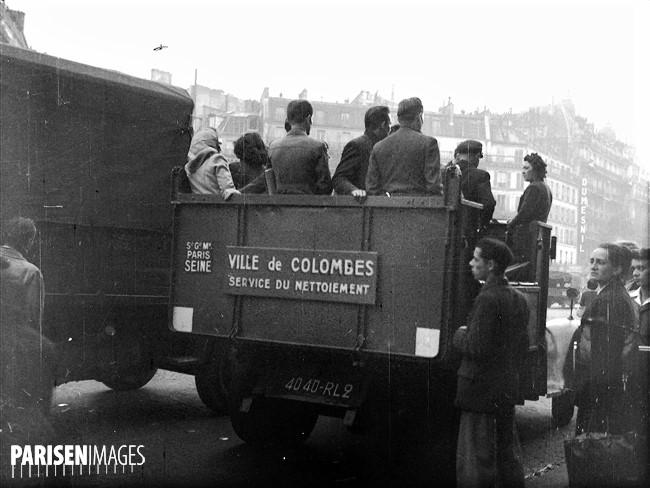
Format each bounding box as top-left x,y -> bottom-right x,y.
1,3 -> 29,49
189,86 -> 648,276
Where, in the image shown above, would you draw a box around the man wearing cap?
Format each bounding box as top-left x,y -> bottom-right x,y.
445,140 -> 496,229
365,97 -> 441,196
332,106 -> 391,200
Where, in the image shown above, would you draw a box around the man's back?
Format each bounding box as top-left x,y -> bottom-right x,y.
332,133 -> 375,194
365,127 -> 441,195
269,129 -> 332,195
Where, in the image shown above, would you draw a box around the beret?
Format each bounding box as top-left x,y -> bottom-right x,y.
455,139 -> 483,157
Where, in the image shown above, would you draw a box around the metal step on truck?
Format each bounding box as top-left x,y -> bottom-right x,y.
169,168 -> 553,461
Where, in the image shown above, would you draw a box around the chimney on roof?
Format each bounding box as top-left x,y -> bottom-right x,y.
299,89 -> 308,100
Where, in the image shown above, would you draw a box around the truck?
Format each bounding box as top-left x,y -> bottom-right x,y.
168,170 -> 553,469
0,43 -> 222,390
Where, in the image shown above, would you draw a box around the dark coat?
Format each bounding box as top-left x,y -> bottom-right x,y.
229,160 -> 264,189
444,160 -> 496,227
573,279 -> 638,385
0,245 -> 54,413
509,180 -> 553,228
365,127 -> 442,196
332,131 -> 381,194
267,129 -> 332,195
508,180 -> 553,268
453,276 -> 529,413
568,279 -> 639,434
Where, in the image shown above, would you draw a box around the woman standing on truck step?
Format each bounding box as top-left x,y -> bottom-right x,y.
506,153 -> 552,280
185,127 -> 240,199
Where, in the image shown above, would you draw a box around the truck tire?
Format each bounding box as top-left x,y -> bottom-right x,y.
101,365 -> 157,391
195,357 -> 230,415
230,396 -> 318,447
100,331 -> 157,391
551,391 -> 575,427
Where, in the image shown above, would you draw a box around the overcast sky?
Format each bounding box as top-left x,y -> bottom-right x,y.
9,0 -> 650,168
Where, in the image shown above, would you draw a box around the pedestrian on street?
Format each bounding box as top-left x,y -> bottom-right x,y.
0,217 -> 55,442
453,237 -> 529,488
572,243 -> 638,435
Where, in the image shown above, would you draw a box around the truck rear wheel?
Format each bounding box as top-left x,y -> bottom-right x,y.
551,391 -> 575,427
101,365 -> 157,391
230,396 -> 318,447
195,356 -> 230,415
100,330 -> 157,391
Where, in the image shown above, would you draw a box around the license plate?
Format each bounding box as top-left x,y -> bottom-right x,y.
263,369 -> 364,408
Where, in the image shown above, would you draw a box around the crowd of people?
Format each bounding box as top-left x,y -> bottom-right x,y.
1,95 -> 646,486
184,96 -> 550,243
182,96 -> 647,486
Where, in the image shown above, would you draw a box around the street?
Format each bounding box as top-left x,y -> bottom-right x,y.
6,365 -> 574,487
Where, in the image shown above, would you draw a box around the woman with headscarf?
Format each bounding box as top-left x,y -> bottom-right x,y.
229,132 -> 269,189
506,153 -> 553,278
185,127 -> 240,199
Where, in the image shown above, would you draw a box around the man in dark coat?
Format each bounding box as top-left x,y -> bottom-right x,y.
365,97 -> 441,196
1,217 -> 55,442
445,140 -> 496,229
332,106 -> 390,200
242,100 -> 332,195
453,238 -> 528,488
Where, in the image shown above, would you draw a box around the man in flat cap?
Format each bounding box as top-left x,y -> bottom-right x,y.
365,97 -> 441,196
446,140 -> 496,229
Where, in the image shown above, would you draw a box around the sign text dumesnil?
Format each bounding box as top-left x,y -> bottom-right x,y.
225,246 -> 378,304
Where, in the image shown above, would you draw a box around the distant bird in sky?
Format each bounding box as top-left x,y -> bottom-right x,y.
153,44 -> 168,51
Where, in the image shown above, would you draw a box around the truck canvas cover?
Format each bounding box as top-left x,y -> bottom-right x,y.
1,43 -> 193,232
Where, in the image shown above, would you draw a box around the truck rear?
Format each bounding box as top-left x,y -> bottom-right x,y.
169,173 -> 552,448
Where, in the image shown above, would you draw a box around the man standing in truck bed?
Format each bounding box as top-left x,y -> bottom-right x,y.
453,238 -> 528,488
270,99 -> 333,194
332,105 -> 391,200
365,97 -> 441,196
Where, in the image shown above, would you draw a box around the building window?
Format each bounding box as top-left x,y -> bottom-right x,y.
496,172 -> 508,188
496,194 -> 506,211
516,173 -> 524,189
514,149 -> 523,164
274,107 -> 285,121
340,112 -> 350,123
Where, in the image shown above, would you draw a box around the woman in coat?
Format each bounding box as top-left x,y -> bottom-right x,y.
229,132 -> 269,189
506,153 -> 553,280
185,127 -> 240,200
571,243 -> 638,435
